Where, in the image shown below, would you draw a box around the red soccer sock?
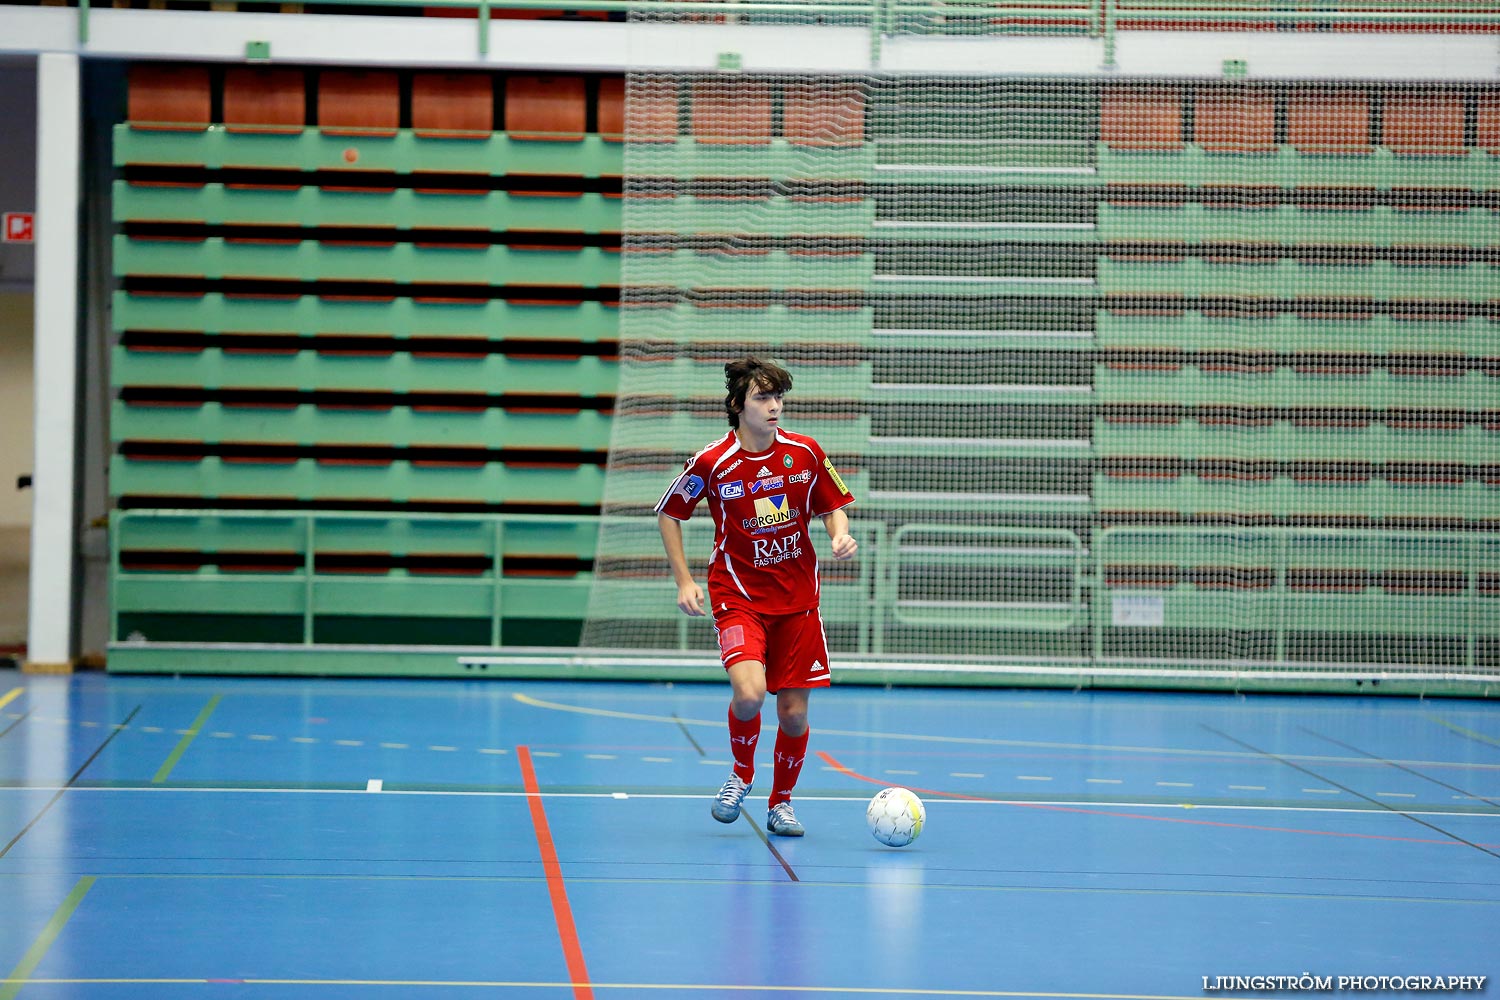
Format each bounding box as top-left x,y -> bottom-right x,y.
768,727 -> 810,808
728,709 -> 761,784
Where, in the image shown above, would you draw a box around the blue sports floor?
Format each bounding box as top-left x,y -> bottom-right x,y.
1,670 -> 1497,999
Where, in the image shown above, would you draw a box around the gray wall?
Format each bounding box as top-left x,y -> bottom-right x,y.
0,61 -> 37,293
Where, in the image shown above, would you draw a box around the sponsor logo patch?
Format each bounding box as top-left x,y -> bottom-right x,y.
716,458 -> 743,480
742,494 -> 797,530
749,476 -> 784,494
671,474 -> 705,503
787,470 -> 812,485
823,458 -> 850,496
752,530 -> 803,568
719,480 -> 744,499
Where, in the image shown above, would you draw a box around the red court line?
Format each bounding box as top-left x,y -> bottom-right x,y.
517,745 -> 594,1000
817,751 -> 1497,848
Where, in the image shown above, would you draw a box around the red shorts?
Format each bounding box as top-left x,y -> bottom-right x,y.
712,599 -> 831,692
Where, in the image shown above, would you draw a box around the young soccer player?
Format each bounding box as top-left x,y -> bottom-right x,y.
656,357 -> 857,837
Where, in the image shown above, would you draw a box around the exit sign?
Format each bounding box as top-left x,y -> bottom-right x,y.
3,212 -> 34,243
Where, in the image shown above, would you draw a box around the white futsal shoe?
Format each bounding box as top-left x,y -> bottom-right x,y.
711,774 -> 752,823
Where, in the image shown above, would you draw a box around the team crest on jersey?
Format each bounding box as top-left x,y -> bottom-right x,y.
742,494 -> 797,530
783,455 -> 794,468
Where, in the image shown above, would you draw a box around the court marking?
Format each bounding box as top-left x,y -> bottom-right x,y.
1204,725 -> 1500,861
0,709 -> 32,741
511,693 -> 1500,772
816,751 -> 1500,848
0,980 -> 1218,998
0,785 -> 1496,825
1309,727 -> 1500,811
0,869 -> 1493,907
153,695 -> 221,784
1426,714 -> 1500,750
0,877 -> 96,1000
0,705 -> 142,860
0,688 -> 22,713
517,745 -> 594,1000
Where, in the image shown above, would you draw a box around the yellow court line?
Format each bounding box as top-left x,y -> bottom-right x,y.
0,688 -> 23,712
0,877 -> 96,1000
153,695 -> 222,784
1,981 -> 1208,998
1427,714 -> 1500,749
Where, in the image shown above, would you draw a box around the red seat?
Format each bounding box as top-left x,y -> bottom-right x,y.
1100,84 -> 1184,151
1194,86 -> 1275,154
223,67 -> 306,135
1287,87 -> 1372,154
506,74 -> 586,141
597,77 -> 679,143
691,79 -> 771,145
319,70 -> 399,138
412,73 -> 493,139
783,82 -> 865,147
127,64 -> 211,131
1384,90 -> 1464,155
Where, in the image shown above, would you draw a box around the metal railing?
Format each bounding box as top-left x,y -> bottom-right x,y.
68,0 -> 1500,66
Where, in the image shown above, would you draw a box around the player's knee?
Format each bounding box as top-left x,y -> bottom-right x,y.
776,702 -> 807,735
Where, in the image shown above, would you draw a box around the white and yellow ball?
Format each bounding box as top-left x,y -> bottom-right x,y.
866,786 -> 925,848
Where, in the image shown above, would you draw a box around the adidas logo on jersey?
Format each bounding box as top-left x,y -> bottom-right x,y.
757,466 -> 774,477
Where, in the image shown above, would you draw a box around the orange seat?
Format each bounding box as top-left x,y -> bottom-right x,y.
1384,90 -> 1464,155
691,79 -> 772,145
505,74 -> 586,141
127,64 -> 211,131
1287,87 -> 1372,154
318,69 -> 399,138
1194,86 -> 1275,153
412,72 -> 493,139
223,67 -> 306,135
783,82 -> 865,147
1100,84 -> 1184,151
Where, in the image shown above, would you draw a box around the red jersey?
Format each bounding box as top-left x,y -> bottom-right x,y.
657,428 -> 856,614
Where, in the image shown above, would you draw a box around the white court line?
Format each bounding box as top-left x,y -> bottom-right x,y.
2,786 -> 1495,820
366,779 -> 382,793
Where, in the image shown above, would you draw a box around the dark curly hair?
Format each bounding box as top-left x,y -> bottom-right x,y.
723,357 -> 792,428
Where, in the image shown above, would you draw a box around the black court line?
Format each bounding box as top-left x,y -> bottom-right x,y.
672,712 -> 706,757
1301,728 -> 1500,812
1203,724 -> 1500,863
739,809 -> 800,883
0,705 -> 142,860
0,709 -> 34,740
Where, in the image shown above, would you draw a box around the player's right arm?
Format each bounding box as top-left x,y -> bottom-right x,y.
658,512 -> 705,616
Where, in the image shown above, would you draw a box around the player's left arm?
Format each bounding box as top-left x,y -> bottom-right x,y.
821,508 -> 857,561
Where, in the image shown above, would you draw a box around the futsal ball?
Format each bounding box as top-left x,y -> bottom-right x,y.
866,787 -> 925,848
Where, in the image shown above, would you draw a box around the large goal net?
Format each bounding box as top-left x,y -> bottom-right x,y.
583,13 -> 1500,689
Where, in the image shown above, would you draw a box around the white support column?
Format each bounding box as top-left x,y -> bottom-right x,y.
27,52 -> 81,673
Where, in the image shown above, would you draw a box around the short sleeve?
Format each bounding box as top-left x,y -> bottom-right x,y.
656,460 -> 709,521
807,439 -> 855,515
